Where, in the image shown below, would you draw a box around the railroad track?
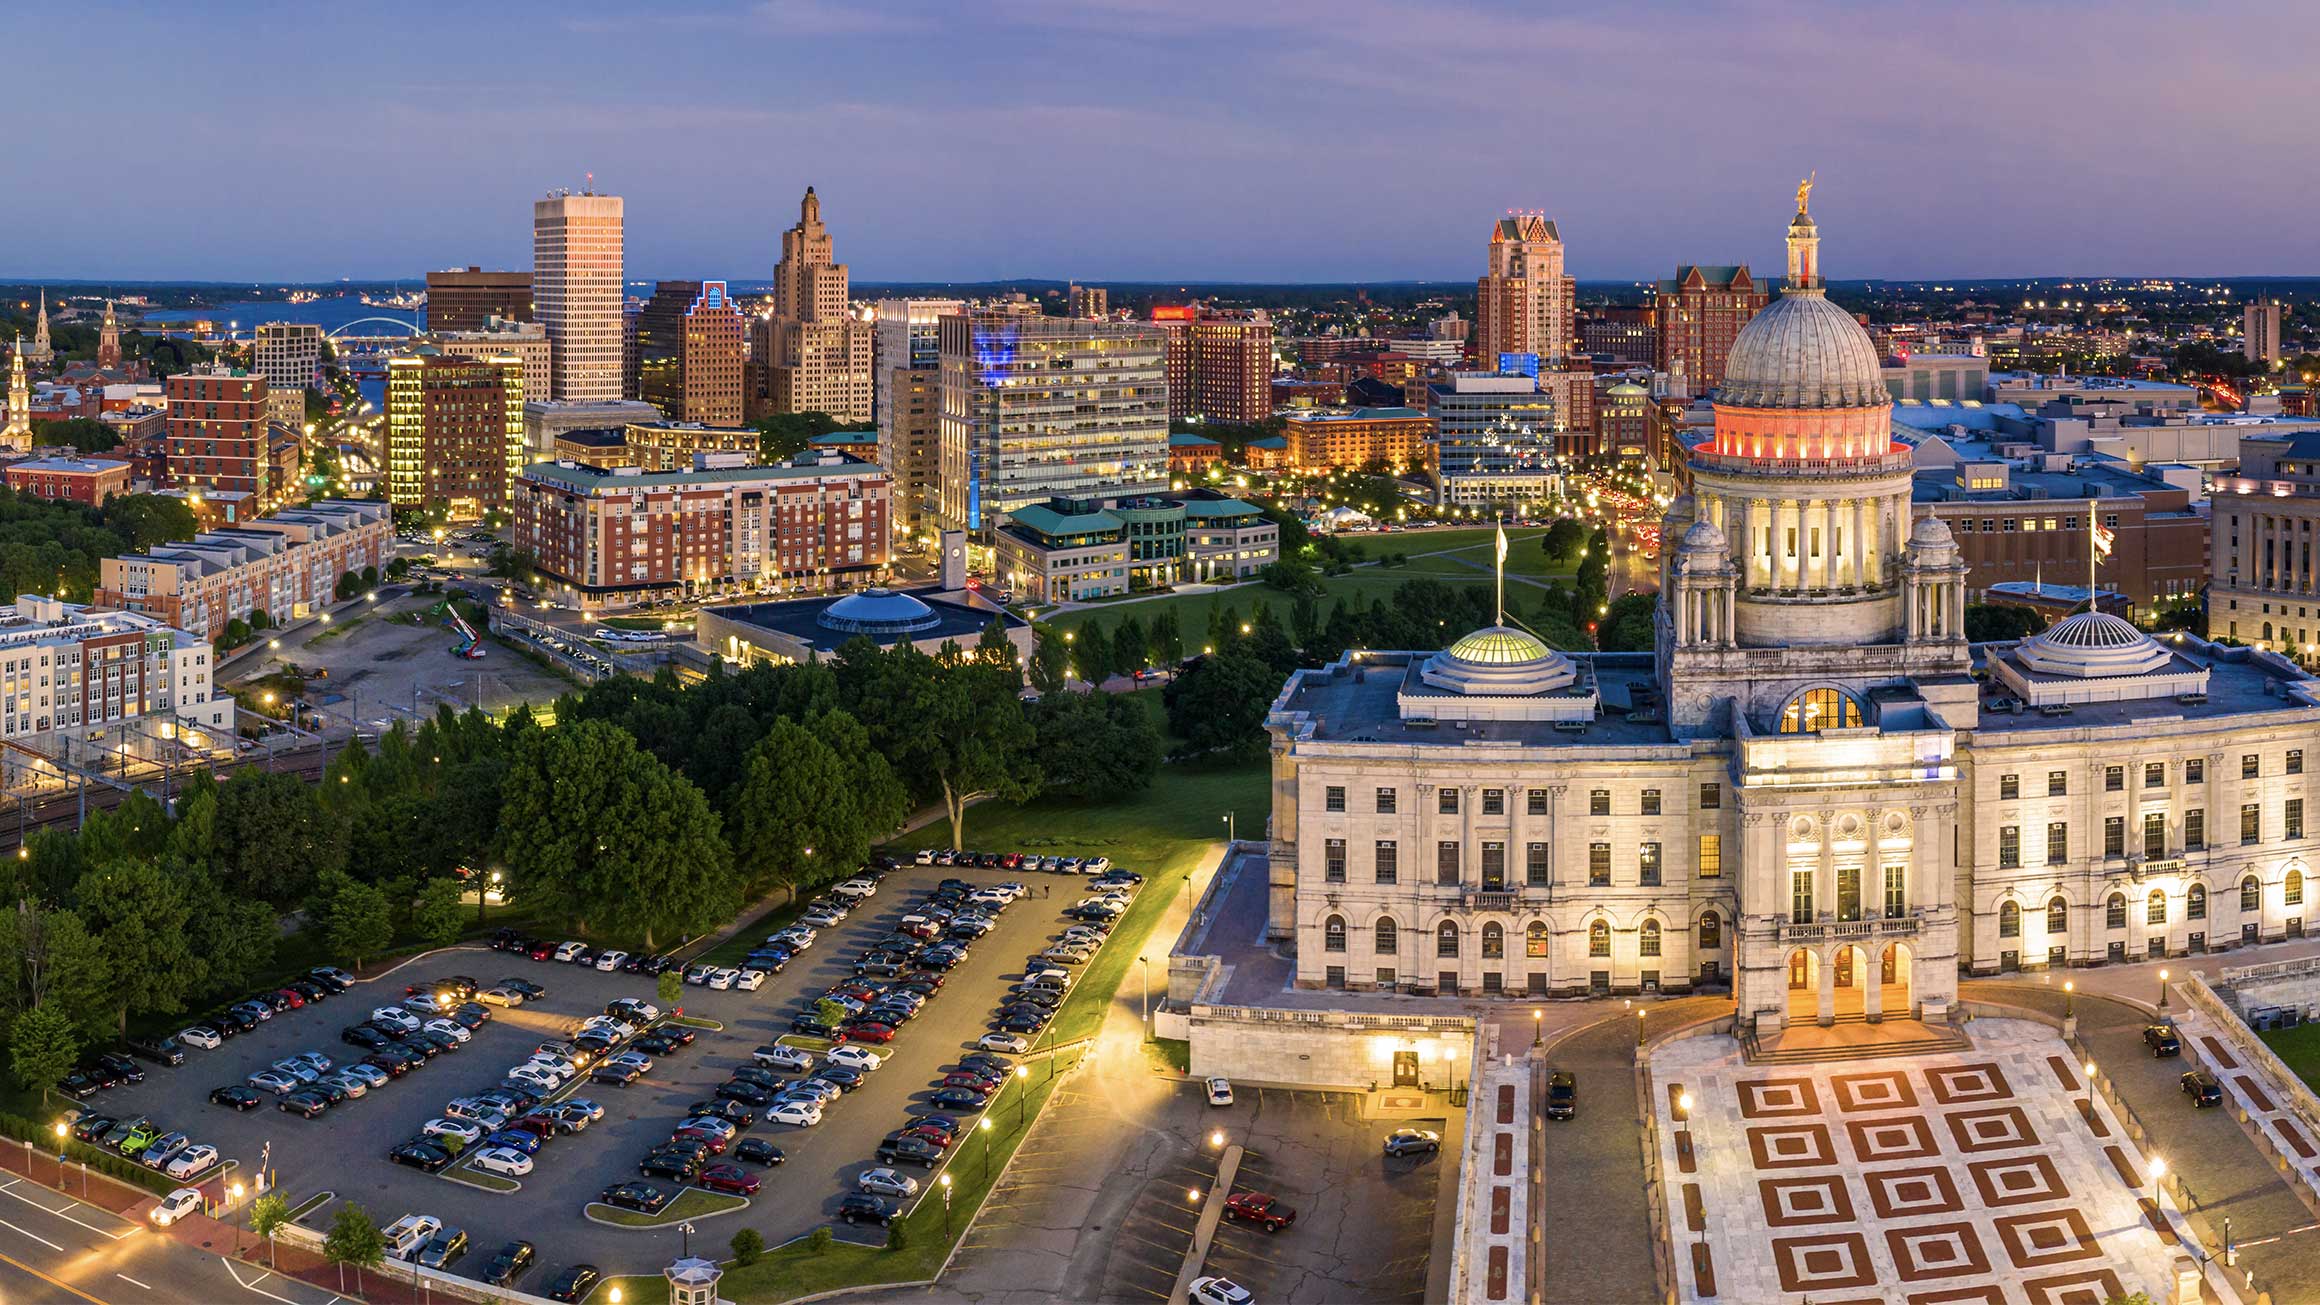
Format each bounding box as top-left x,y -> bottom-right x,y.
0,747 -> 336,850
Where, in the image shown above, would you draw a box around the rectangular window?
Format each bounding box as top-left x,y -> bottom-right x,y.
1481,927 -> 1504,959
1698,834 -> 1722,878
1525,789 -> 1547,816
1641,789 -> 1662,816
2293,750 -> 2307,777
1998,826 -> 2020,869
2244,803 -> 2262,845
1791,869 -> 1815,922
1884,866 -> 1905,917
1589,789 -> 1610,816
1375,787 -> 1397,814
2149,893 -> 2168,926
2147,812 -> 2169,859
1376,967 -> 1396,988
2291,799 -> 2306,841
2048,770 -> 2068,797
2187,758 -> 2205,784
2105,766 -> 2124,793
1324,838 -> 1346,883
1999,773 -> 2020,801
1436,841 -> 1461,885
1481,789 -> 1504,816
1437,929 -> 1458,958
1639,842 -> 1662,886
1324,785 -> 1345,813
2147,762 -> 2166,789
1438,789 -> 1458,815
2246,754 -> 2262,780
1374,840 -> 1398,884
2047,822 -> 2068,865
1588,843 -> 1611,887
2186,810 -> 2205,852
2105,816 -> 2125,858
1526,843 -> 1548,886
1699,782 -> 1721,810
1480,842 -> 1506,885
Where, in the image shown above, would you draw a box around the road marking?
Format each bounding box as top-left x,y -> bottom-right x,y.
221,1260 -> 307,1305
0,1216 -> 64,1250
115,1274 -> 150,1289
0,1249 -> 108,1304
2234,1221 -> 2319,1248
0,1184 -> 133,1240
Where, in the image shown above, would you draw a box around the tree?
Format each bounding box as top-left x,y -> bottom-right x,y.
729,718 -> 857,901
1148,610 -> 1184,667
323,1202 -> 386,1294
10,904 -> 110,1036
409,877 -> 466,948
9,1004 -> 78,1092
1541,517 -> 1587,565
657,969 -> 684,1011
249,1192 -> 291,1268
1965,603 -> 2046,644
754,411 -> 843,461
38,417 -> 119,457
213,770 -> 347,906
1028,624 -> 1071,696
975,618 -> 1018,669
74,858 -> 198,1033
730,1227 -> 766,1266
182,883 -> 277,1007
102,494 -> 199,552
1596,592 -> 1657,652
318,871 -> 393,969
847,648 -> 1040,850
1259,558 -> 1324,596
1113,617 -> 1148,677
817,997 -> 850,1028
1030,691 -> 1161,800
335,570 -> 360,601
1163,648 -> 1283,760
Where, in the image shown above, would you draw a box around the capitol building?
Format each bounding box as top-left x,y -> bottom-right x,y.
1264,197 -> 2320,1032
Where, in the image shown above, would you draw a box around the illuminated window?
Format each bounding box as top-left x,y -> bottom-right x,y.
1588,920 -> 1610,957
1525,921 -> 1549,957
2147,890 -> 2167,926
1778,687 -> 1862,734
1999,901 -> 2020,938
2047,896 -> 2068,934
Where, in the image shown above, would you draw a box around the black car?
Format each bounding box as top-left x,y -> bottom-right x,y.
72,1114 -> 119,1143
307,1079 -> 349,1105
280,1090 -> 329,1119
389,1140 -> 453,1172
741,952 -> 790,974
733,1137 -> 785,1166
209,1007 -> 258,1034
994,1013 -> 1046,1034
687,1100 -> 757,1128
546,1265 -> 601,1303
2183,1069 -> 2224,1107
639,1151 -> 701,1181
634,1032 -> 685,1057
286,979 -> 330,1003
715,1080 -> 774,1106
598,1182 -> 670,1213
2144,1024 -> 2183,1057
1544,1071 -> 1577,1121
813,1066 -> 866,1093
58,1071 -> 104,1100
927,1088 -> 989,1111
789,1016 -> 843,1039
342,1025 -> 393,1050
592,1063 -> 643,1087
959,1053 -> 1013,1077
76,1059 -> 124,1090
362,1052 -> 413,1079
502,978 -> 546,1000
876,1132 -> 945,1167
905,1113 -> 962,1138
252,990 -> 293,1013
210,1086 -> 265,1111
839,1193 -> 898,1226
125,1036 -> 185,1067
306,967 -> 355,993
480,1241 -> 536,1287
729,1066 -> 785,1090
491,927 -> 523,951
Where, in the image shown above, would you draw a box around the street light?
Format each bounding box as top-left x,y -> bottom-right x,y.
609,1289 -> 621,1305
2150,1155 -> 2166,1205
940,1171 -> 954,1240
978,1116 -> 994,1187
230,1180 -> 246,1250
1016,1064 -> 1030,1128
2063,979 -> 2075,1019
1531,1009 -> 1543,1049
679,1220 -> 695,1259
1636,1007 -> 1648,1048
1221,810 -> 1236,845
1677,1091 -> 1695,1149
1209,1129 -> 1224,1150
51,1122 -> 66,1183
2158,967 -> 2171,1011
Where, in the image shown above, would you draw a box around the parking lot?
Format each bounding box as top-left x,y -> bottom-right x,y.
67,859 -> 1131,1291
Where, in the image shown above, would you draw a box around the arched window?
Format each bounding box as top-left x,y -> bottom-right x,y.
1998,901 -> 2020,938
2189,884 -> 2208,920
1323,915 -> 1346,953
2290,869 -> 2306,907
2106,894 -> 2127,929
1525,921 -> 1550,957
2243,876 -> 2262,912
1640,920 -> 1662,957
1588,919 -> 1610,957
2147,890 -> 2167,926
2046,896 -> 2068,934
1436,922 -> 1460,957
2266,622 -> 2276,642
1375,918 -> 1399,955
1699,912 -> 1722,950
1481,922 -> 1505,958
1778,686 -> 1864,734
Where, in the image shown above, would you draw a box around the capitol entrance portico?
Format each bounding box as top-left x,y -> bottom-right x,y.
1782,936 -> 1915,1025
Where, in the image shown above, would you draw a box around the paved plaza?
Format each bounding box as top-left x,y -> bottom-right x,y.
1651,1018 -> 2219,1305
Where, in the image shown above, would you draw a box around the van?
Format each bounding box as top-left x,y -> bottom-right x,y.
382,1214 -> 442,1261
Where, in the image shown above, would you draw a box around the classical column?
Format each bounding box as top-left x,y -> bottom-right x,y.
1852,498 -> 1868,587
1864,955 -> 1885,1022
1817,947 -> 1837,1026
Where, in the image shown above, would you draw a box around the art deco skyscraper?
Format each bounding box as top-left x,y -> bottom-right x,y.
1474,213 -> 1574,368
681,282 -> 748,427
533,190 -> 624,401
766,188 -> 873,422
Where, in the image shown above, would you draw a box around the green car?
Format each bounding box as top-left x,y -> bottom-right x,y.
116,1120 -> 161,1156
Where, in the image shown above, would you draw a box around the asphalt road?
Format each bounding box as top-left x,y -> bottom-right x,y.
65,861 -> 1122,1290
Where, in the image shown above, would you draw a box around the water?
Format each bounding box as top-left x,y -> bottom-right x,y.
143,294 -> 420,337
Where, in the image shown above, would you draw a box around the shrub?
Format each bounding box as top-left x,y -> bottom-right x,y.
885,1223 -> 909,1252
807,1226 -> 834,1255
729,1227 -> 764,1266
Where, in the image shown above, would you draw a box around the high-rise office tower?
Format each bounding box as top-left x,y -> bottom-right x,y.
633,279 -> 704,411
1474,213 -> 1574,368
1068,284 -> 1109,319
1654,264 -> 1767,391
875,298 -> 964,542
425,268 -> 533,332
1189,309 -> 1273,423
385,349 -> 525,521
2247,299 -> 2287,364
167,366 -> 271,505
533,190 -> 624,401
681,282 -> 747,427
766,188 -> 872,421
1154,306 -> 1196,420
938,314 -> 1168,535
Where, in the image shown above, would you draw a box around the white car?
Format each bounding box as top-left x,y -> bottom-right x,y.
476,986 -> 524,1007
248,1070 -> 301,1095
423,1118 -> 483,1145
519,1055 -> 577,1081
321,1072 -> 370,1099
995,882 -> 1028,899
424,1019 -> 472,1044
554,941 -> 585,963
371,1007 -> 422,1032
505,1066 -> 560,1093
149,1188 -> 203,1227
1081,857 -> 1113,875
341,1063 -> 390,1089
913,849 -> 936,865
772,927 -> 817,949
1205,1077 -> 1235,1107
832,878 -> 877,899
766,1100 -> 823,1127
179,1027 -> 222,1051
801,907 -> 846,928
856,1167 -> 920,1198
826,1045 -> 883,1072
163,1145 -> 220,1179
595,950 -> 630,972
604,1051 -> 654,1075
270,1058 -> 320,1083
470,1147 -> 533,1177
754,1044 -> 814,1071
1190,1276 -> 1254,1305
979,1033 -> 1030,1054
733,970 -> 766,992
706,968 -> 739,991
611,999 -> 662,1022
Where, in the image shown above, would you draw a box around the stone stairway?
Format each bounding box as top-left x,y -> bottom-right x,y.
1740,1015 -> 1973,1064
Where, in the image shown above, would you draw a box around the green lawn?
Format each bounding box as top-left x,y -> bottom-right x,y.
1047,564 -> 1501,648
587,1187 -> 748,1228
1330,525 -> 1547,562
2261,1023 -> 2320,1088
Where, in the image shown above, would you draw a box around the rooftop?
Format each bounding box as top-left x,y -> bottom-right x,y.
707,588 -> 1019,658
1274,652 -> 1680,750
521,452 -> 879,492
1281,406 -> 1430,424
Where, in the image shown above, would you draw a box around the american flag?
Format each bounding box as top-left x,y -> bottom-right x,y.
2092,523 -> 2116,560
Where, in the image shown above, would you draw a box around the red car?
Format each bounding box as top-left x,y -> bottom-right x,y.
831,982 -> 880,1003
274,988 -> 307,1009
528,941 -> 555,961
999,853 -> 1023,869
846,1023 -> 896,1044
507,1117 -> 559,1140
673,1127 -> 730,1154
939,1073 -> 993,1094
900,1124 -> 954,1149
1224,1192 -> 1296,1233
696,1163 -> 760,1195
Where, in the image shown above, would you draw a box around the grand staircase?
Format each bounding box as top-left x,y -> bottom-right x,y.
1740,1013 -> 1973,1064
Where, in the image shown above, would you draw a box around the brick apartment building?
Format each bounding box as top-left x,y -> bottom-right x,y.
94,500 -> 392,640
166,367 -> 275,507
1654,264 -> 1767,392
5,456 -> 133,505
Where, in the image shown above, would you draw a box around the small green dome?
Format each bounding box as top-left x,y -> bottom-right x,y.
1444,626 -> 1552,665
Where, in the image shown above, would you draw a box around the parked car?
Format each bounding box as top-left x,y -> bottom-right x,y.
126,1035 -> 186,1067
857,1166 -> 920,1198
733,1137 -> 785,1166
696,1163 -> 760,1195
1544,1071 -> 1578,1121
597,1182 -> 671,1213
927,1087 -> 989,1112
480,1240 -> 536,1287
1383,1127 -> 1442,1157
424,1118 -> 485,1145
1224,1191 -> 1296,1233
389,1141 -> 453,1172
416,1228 -> 470,1270
838,1193 -> 898,1227
827,1045 -> 883,1072
1190,1276 -> 1255,1305
2144,1024 -> 2183,1057
163,1143 -> 219,1178
471,1147 -> 533,1177
279,1090 -> 330,1119
754,1044 -> 814,1072
2183,1069 -> 2224,1107
765,1100 -> 822,1126
545,1265 -> 601,1303
178,1027 -> 223,1051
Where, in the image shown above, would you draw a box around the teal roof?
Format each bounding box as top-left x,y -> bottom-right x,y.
1008,503 -> 1122,536
1169,432 -> 1222,447
1284,406 -> 1428,423
809,430 -> 878,447
1246,435 -> 1288,450
1181,498 -> 1261,520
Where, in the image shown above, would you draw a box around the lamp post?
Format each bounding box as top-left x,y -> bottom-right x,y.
2063,979 -> 2075,1019
978,1117 -> 994,1187
1016,1065 -> 1030,1128
679,1221 -> 694,1259
230,1181 -> 245,1251
2150,1155 -> 2166,1206
939,1172 -> 953,1241
51,1122 -> 66,1184
2158,967 -> 2171,1012
1636,1007 -> 1648,1049
1138,957 -> 1150,1040
609,1288 -> 621,1305
1531,1009 -> 1543,1049
1221,811 -> 1235,846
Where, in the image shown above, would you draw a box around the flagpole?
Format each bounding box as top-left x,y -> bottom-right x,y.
1494,514 -> 1506,626
2087,507 -> 2097,613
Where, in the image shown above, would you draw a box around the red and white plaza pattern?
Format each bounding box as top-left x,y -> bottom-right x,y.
1651,1019 -> 2210,1305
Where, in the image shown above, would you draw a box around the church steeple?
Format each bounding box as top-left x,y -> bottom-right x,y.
26,291 -> 52,365
3,337 -> 32,452
97,300 -> 121,371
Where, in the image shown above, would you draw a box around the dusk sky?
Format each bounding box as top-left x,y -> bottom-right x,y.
13,1 -> 2318,283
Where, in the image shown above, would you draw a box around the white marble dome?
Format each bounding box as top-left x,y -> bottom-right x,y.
1717,291 -> 1890,411
2014,611 -> 2173,679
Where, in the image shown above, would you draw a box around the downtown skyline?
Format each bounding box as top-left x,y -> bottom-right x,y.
8,0 -> 2320,283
